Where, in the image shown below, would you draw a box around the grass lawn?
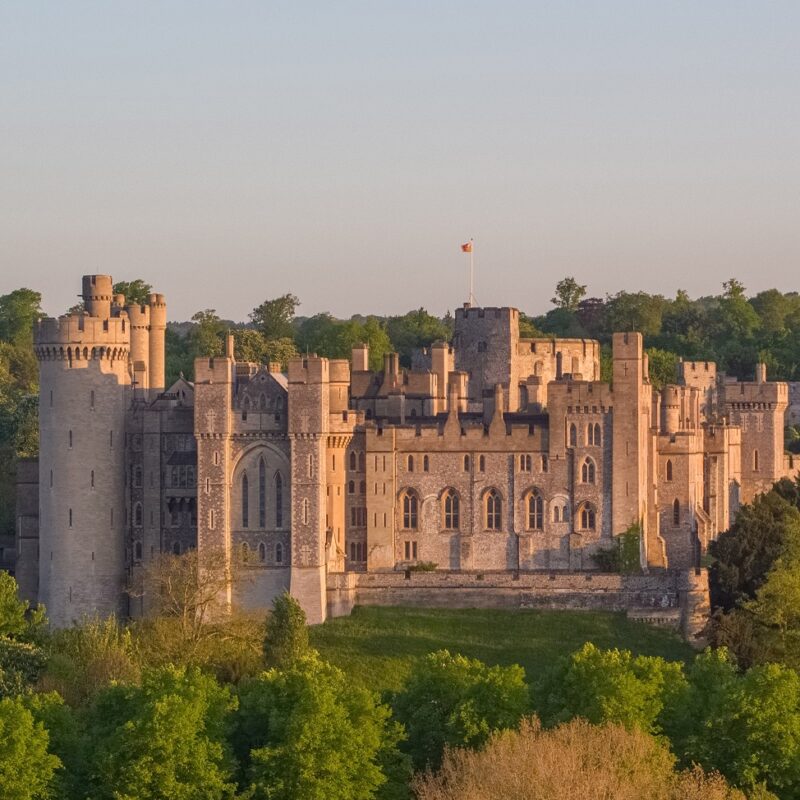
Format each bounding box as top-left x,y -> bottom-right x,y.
310,605 -> 694,695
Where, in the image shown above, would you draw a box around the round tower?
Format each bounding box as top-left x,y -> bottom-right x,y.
148,293 -> 167,393
125,302 -> 150,395
34,280 -> 131,627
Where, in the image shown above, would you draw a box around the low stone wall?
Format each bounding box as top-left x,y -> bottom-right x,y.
326,568 -> 709,646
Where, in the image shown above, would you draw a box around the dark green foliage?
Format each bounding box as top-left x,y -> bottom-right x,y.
263,592 -> 310,670
708,492 -> 800,611
391,649 -> 529,770
249,294 -> 300,340
592,525 -> 641,573
0,639 -> 47,698
235,653 -> 404,800
113,279 -> 152,307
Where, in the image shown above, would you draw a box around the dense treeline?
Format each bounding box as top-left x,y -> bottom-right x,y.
0,571 -> 793,799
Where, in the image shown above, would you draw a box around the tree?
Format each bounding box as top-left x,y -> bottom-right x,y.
0,571 -> 44,638
232,329 -> 268,363
189,310 -> 225,358
413,717 -> 752,800
0,288 -> 43,349
551,277 -> 587,313
536,642 -> 686,734
665,648 -> 800,797
605,291 -> 666,337
0,695 -> 60,800
250,294 -> 300,340
385,309 -> 450,367
263,592 -> 309,670
235,653 -> 404,800
113,280 -> 152,307
82,665 -> 237,800
708,491 -> 800,611
391,649 -> 529,771
646,348 -> 680,389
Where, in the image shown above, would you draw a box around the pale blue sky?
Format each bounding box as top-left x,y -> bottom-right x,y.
1,2 -> 799,320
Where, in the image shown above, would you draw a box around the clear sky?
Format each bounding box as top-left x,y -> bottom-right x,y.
1,2 -> 799,321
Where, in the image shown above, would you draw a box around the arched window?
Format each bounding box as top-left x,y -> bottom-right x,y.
134,502 -> 143,527
408,455 -> 414,472
134,541 -> 142,561
259,457 -> 266,528
402,491 -> 418,530
359,480 -> 366,494
275,472 -> 283,527
581,458 -> 596,484
553,505 -> 561,523
348,480 -> 355,494
479,455 -> 485,472
485,489 -> 502,531
594,423 -> 601,446
443,489 -> 460,530
243,395 -> 251,411
753,450 -> 759,472
349,451 -> 357,471
241,472 -> 249,528
673,498 -> 680,526
666,459 -> 673,481
275,542 -> 284,564
259,542 -> 266,562
527,491 -> 543,530
578,503 -> 596,531
587,423 -> 602,446
464,455 -> 471,472
423,455 -> 430,472
569,423 -> 577,447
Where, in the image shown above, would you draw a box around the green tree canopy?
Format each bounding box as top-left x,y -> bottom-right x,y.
263,592 -> 310,670
391,649 -> 529,771
235,653 -> 403,800
250,294 -> 300,340
551,277 -> 587,313
113,280 -> 153,307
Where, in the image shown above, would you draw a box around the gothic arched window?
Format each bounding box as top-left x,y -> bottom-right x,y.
673,498 -> 680,526
581,458 -> 596,484
241,472 -> 249,528
443,489 -> 460,530
569,423 -> 577,447
275,472 -> 283,527
666,459 -> 673,481
349,451 -> 357,471
527,491 -> 544,530
259,457 -> 266,528
402,491 -> 418,530
578,503 -> 596,531
485,489 -> 502,531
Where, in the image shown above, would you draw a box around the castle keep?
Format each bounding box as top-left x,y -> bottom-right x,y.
16,275 -> 799,627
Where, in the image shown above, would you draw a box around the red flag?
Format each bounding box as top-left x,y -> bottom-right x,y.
461,241 -> 473,253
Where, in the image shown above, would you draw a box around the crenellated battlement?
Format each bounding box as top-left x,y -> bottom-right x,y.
34,314 -> 130,360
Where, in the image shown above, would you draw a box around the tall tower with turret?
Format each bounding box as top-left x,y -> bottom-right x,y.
35,275 -> 132,626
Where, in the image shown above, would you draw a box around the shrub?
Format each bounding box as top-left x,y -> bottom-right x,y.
263,592 -> 310,670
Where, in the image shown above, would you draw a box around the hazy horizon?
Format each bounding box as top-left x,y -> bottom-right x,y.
2,2 -> 799,321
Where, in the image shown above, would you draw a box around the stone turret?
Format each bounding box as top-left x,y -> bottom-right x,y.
148,293 -> 167,394
34,276 -> 131,626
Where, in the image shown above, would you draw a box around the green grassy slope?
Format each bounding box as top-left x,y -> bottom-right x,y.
310,606 -> 693,694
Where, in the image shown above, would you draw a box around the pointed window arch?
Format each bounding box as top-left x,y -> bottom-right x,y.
577,502 -> 596,531
527,491 -> 544,530
275,472 -> 283,527
666,459 -> 673,481
402,490 -> 418,530
275,542 -> 284,564
259,542 -> 266,562
594,423 -> 601,445
485,489 -> 502,530
581,458 -> 596,484
241,472 -> 249,528
569,423 -> 577,447
673,498 -> 681,526
259,457 -> 266,528
407,455 -> 414,472
443,488 -> 460,530
349,451 -> 357,471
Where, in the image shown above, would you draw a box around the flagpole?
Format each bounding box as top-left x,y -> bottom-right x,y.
469,239 -> 474,307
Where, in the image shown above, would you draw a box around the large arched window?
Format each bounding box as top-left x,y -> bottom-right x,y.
241,472 -> 249,528
259,457 -> 266,528
402,491 -> 418,530
527,491 -> 544,530
666,459 -> 673,481
485,489 -> 502,531
577,503 -> 596,531
275,472 -> 283,527
569,423 -> 577,447
443,489 -> 460,530
581,458 -> 596,484
673,498 -> 680,526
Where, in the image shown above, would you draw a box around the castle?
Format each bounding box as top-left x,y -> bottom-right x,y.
14,275 -> 800,628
